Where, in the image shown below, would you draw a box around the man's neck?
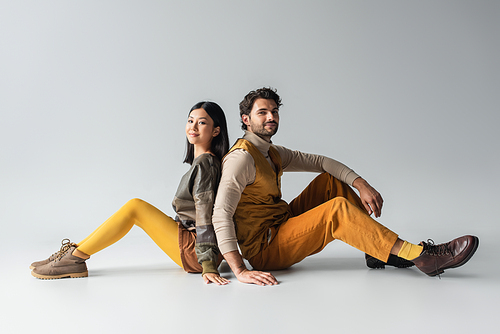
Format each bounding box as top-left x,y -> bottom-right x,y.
241,131 -> 277,170
247,130 -> 272,143
242,131 -> 273,158
255,134 -> 271,142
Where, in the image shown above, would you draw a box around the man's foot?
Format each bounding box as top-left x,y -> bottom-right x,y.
29,238 -> 77,270
365,253 -> 414,269
412,235 -> 479,277
31,245 -> 88,279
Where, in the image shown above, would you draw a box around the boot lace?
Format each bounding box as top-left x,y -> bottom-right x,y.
423,239 -> 452,257
54,238 -> 76,262
422,239 -> 454,279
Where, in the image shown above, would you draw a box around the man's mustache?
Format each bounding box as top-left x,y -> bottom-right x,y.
265,121 -> 278,125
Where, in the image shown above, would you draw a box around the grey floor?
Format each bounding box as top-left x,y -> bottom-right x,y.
2,229 -> 496,334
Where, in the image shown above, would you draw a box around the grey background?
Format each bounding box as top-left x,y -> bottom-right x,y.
1,1 -> 499,333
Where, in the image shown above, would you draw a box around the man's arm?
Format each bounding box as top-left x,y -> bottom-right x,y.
212,150 -> 278,285
223,250 -> 278,286
274,145 -> 383,217
274,145 -> 360,185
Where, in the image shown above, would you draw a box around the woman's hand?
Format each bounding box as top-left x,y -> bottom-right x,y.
203,273 -> 230,285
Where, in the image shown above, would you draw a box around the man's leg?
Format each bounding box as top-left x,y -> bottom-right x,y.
249,195 -> 399,270
249,173 -> 479,276
288,173 -> 412,268
288,173 -> 365,217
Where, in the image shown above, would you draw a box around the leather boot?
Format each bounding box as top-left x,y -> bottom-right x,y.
32,246 -> 88,280
30,238 -> 77,269
412,235 -> 479,277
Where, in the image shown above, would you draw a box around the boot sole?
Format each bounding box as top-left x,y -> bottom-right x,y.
426,236 -> 480,277
366,255 -> 415,269
366,256 -> 386,269
31,270 -> 88,280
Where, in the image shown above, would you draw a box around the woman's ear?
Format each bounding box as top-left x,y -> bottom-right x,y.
213,126 -> 220,137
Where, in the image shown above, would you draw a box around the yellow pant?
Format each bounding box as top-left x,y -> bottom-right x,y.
77,198 -> 183,268
249,173 -> 399,270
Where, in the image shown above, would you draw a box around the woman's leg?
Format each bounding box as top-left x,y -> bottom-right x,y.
76,198 -> 183,268
32,198 -> 182,279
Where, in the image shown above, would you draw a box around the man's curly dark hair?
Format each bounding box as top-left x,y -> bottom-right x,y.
239,87 -> 282,130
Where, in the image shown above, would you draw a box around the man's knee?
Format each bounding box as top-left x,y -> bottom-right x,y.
316,172 -> 334,183
329,196 -> 350,208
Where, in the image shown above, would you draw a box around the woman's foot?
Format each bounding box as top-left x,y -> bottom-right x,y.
29,238 -> 77,269
31,245 -> 88,280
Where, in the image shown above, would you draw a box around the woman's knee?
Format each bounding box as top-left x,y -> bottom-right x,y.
122,198 -> 147,214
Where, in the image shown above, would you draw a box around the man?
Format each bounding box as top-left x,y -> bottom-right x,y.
212,87 -> 478,285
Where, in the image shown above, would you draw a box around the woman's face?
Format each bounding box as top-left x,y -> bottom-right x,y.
186,108 -> 220,147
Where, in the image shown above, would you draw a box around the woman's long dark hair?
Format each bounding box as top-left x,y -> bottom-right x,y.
183,101 -> 229,164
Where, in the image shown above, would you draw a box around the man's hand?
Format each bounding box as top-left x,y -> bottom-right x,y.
203,273 -> 230,285
235,268 -> 279,286
223,250 -> 278,286
352,177 -> 383,218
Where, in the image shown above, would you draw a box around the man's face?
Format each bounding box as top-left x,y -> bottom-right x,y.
242,98 -> 279,141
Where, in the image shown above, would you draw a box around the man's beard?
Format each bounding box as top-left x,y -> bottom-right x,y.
250,121 -> 279,139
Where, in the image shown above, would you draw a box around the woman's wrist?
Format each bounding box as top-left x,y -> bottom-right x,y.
201,261 -> 219,276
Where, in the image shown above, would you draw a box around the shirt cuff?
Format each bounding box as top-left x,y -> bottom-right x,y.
201,261 -> 219,276
345,171 -> 361,186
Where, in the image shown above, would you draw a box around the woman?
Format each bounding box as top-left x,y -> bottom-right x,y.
30,101 -> 230,285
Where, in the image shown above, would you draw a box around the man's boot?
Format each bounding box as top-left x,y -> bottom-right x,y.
412,235 -> 479,277
365,253 -> 414,269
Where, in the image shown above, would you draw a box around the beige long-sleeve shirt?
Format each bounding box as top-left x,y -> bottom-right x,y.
212,131 -> 361,256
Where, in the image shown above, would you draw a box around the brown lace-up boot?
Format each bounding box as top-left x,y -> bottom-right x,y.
412,235 -> 479,277
31,245 -> 88,279
29,239 -> 77,269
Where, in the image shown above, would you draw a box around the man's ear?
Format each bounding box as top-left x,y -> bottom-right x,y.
213,126 -> 220,137
242,114 -> 250,128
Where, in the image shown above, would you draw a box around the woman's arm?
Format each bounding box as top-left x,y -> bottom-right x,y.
192,155 -> 227,283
